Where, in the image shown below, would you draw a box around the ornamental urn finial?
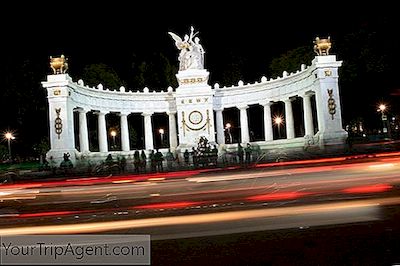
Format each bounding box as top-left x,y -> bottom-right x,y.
50,54 -> 69,74
313,36 -> 331,56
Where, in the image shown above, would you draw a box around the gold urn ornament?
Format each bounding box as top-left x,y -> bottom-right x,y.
50,54 -> 68,74
314,37 -> 331,56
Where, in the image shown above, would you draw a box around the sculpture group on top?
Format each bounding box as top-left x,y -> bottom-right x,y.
168,26 -> 205,71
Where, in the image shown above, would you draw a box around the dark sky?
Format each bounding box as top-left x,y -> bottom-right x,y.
3,4 -> 392,80
4,3 -> 374,82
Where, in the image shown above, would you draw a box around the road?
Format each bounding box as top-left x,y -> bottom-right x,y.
0,151 -> 399,236
2,152 -> 400,264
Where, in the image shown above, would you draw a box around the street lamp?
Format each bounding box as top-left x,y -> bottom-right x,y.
110,130 -> 117,148
274,115 -> 283,138
159,128 -> 164,147
225,123 -> 233,143
4,132 -> 15,160
377,103 -> 388,135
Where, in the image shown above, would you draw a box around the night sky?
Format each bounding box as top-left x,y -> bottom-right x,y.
1,4 -> 399,155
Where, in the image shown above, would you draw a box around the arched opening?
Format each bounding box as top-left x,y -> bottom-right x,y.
87,111 -> 99,152
292,96 -> 305,137
223,107 -> 240,144
106,113 -> 121,151
248,104 -> 264,141
73,111 -> 79,150
128,113 -> 144,150
152,113 -> 168,149
271,102 -> 286,139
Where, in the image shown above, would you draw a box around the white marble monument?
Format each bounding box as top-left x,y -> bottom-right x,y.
43,33 -> 347,165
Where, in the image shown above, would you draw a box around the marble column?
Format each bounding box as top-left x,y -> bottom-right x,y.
168,112 -> 178,150
262,102 -> 273,141
78,109 -> 89,152
120,113 -> 130,151
303,94 -> 314,136
239,105 -> 250,143
215,109 -> 225,144
98,111 -> 108,152
142,112 -> 154,150
284,99 -> 295,139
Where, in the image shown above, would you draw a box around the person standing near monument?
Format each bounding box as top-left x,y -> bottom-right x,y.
245,143 -> 252,165
238,143 -> 244,165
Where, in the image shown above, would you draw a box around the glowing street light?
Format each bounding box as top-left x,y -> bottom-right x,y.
377,103 -> 388,135
274,115 -> 284,138
159,128 -> 164,146
225,123 -> 233,143
110,130 -> 117,148
4,132 -> 15,160
378,104 -> 386,113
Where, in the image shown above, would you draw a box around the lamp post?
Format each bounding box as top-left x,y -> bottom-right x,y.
274,116 -> 283,138
225,123 -> 232,143
159,128 -> 164,147
110,130 -> 117,149
377,104 -> 388,136
5,132 -> 15,160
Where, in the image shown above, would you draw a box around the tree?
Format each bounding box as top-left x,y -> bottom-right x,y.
129,127 -> 138,150
129,52 -> 178,90
32,137 -> 50,158
0,145 -> 8,162
219,52 -> 245,87
268,46 -> 314,78
81,63 -> 125,90
0,56 -> 48,158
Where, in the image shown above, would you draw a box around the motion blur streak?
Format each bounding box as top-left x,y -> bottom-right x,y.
246,192 -> 312,201
367,163 -> 396,169
343,184 -> 393,194
18,210 -> 87,218
1,197 -> 399,236
133,201 -> 204,209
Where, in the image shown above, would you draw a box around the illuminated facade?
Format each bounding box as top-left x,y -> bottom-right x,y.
43,31 -> 347,164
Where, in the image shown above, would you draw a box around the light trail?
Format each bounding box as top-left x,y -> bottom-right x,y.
1,197 -> 399,236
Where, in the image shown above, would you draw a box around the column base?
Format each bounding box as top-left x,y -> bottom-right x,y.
46,149 -> 78,167
314,130 -> 348,152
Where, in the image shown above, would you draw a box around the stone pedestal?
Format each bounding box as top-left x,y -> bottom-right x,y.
42,74 -> 77,165
175,69 -> 216,151
313,55 -> 348,150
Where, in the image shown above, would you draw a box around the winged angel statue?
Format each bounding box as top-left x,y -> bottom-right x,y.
168,26 -> 205,71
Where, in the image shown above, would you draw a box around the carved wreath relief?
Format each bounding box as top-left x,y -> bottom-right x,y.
327,89 -> 336,120
55,108 -> 63,139
182,110 -> 211,135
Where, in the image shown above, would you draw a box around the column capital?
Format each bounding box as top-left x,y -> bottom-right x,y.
75,107 -> 88,113
119,111 -> 130,116
214,107 -> 224,112
260,101 -> 273,107
299,91 -> 314,98
283,98 -> 294,103
94,110 -> 109,115
167,111 -> 177,115
142,111 -> 154,117
237,104 -> 248,110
